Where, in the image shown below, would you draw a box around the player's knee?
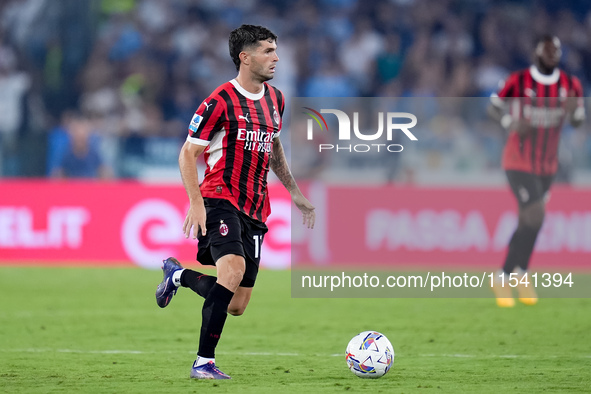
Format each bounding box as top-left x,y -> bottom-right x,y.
217,255 -> 246,290
520,201 -> 545,229
528,207 -> 545,229
228,306 -> 246,316
529,216 -> 544,230
229,255 -> 246,270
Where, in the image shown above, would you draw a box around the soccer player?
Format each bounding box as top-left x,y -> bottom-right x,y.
488,35 -> 585,307
155,25 -> 315,379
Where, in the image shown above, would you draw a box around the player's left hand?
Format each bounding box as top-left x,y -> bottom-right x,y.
291,192 -> 315,229
565,89 -> 578,115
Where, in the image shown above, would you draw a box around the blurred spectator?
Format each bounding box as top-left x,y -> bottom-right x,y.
303,62 -> 359,97
51,113 -> 111,179
161,83 -> 200,136
338,17 -> 383,94
375,33 -> 404,86
0,38 -> 31,176
474,55 -> 508,96
46,110 -> 75,176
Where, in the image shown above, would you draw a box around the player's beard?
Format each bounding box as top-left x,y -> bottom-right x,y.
252,63 -> 274,83
537,61 -> 557,75
255,71 -> 273,83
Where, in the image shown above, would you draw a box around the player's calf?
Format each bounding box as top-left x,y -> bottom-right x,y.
227,286 -> 253,316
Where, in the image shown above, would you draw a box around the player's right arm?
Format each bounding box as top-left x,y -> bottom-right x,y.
488,72 -> 532,136
179,96 -> 225,238
179,141 -> 207,238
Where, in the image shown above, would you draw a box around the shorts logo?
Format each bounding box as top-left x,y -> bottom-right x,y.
219,220 -> 229,236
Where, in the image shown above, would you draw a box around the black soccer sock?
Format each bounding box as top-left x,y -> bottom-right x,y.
502,225 -> 541,275
180,269 -> 217,298
516,225 -> 541,272
197,283 -> 234,359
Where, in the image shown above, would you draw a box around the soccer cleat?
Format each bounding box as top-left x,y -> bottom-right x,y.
517,283 -> 538,306
491,277 -> 515,308
495,296 -> 515,308
155,257 -> 183,308
190,361 -> 231,379
514,269 -> 538,305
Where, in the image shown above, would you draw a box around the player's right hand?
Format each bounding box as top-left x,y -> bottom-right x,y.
183,203 -> 207,239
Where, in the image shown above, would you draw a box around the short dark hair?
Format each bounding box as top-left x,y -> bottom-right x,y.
229,24 -> 277,72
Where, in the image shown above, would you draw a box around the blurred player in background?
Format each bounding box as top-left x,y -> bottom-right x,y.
154,25 -> 315,379
488,35 -> 585,307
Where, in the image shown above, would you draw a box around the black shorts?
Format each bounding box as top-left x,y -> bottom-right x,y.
505,170 -> 554,208
196,198 -> 268,288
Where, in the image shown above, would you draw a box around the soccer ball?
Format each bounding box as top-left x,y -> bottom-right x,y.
345,331 -> 394,378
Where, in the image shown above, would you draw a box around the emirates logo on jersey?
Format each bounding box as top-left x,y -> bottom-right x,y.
219,220 -> 229,236
237,128 -> 277,152
522,105 -> 565,128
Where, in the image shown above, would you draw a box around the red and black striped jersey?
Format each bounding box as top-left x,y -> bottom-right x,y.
492,65 -> 584,175
186,79 -> 284,223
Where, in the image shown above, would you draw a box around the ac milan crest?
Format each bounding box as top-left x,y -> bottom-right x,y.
273,106 -> 280,125
219,220 -> 229,236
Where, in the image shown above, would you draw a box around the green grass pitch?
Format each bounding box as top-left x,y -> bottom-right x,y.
1,266 -> 590,393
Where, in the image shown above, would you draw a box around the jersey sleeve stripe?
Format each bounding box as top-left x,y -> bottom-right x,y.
186,135 -> 210,146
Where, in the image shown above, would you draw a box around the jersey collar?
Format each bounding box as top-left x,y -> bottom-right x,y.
230,79 -> 265,100
530,65 -> 560,85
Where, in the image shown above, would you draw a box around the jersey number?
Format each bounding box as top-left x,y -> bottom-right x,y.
253,235 -> 262,259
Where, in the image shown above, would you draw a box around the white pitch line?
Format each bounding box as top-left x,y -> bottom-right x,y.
1,349 -> 590,359
2,348 -> 152,355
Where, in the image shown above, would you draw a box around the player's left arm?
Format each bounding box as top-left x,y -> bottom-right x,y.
567,76 -> 585,128
270,137 -> 315,229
